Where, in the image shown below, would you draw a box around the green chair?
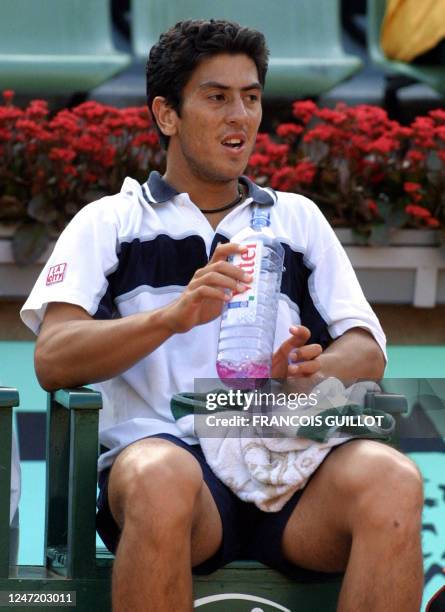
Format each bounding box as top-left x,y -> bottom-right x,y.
0,0 -> 131,95
0,385 -> 411,611
0,387 -> 19,580
367,0 -> 445,98
131,0 -> 363,98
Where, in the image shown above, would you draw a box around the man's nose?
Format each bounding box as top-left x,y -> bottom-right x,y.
226,96 -> 249,124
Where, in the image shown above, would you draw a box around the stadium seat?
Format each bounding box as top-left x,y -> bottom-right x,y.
0,0 -> 131,96
131,0 -> 363,98
367,0 -> 445,97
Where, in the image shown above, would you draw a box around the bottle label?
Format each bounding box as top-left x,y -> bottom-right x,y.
226,240 -> 263,323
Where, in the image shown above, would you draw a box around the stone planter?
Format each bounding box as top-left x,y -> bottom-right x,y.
0,227 -> 444,307
334,229 -> 445,308
0,226 -> 55,300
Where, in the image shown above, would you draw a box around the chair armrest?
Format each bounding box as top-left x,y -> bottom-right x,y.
46,387 -> 101,579
54,387 -> 102,410
0,387 -> 19,577
365,392 -> 408,414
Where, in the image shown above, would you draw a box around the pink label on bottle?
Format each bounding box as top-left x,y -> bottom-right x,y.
227,240 -> 262,323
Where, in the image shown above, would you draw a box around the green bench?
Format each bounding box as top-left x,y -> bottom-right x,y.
0,0 -> 131,96
132,0 -> 363,98
0,385 -> 414,611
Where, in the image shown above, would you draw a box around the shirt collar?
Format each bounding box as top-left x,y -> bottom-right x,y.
142,170 -> 276,206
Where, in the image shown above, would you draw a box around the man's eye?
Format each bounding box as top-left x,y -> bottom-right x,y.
209,94 -> 225,101
247,94 -> 259,102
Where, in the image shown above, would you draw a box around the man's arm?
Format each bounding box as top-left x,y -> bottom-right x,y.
317,327 -> 386,382
272,326 -> 386,386
35,242 -> 251,391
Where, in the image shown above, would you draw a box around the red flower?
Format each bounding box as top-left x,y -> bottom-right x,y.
294,161 -> 316,184
49,147 -> 76,163
406,150 -> 426,163
64,164 -> 78,176
270,167 -> 296,191
132,132 -> 159,148
316,108 -> 348,125
404,182 -> 422,193
264,142 -> 289,159
85,172 -> 98,184
426,217 -> 440,227
2,90 -> 14,105
367,200 -> 378,214
429,109 -> 445,123
367,136 -> 399,154
0,128 -> 11,141
405,204 -> 431,218
276,123 -> 303,138
248,153 -> 271,168
292,100 -> 317,124
303,124 -> 337,143
26,100 -> 49,120
436,126 -> 445,142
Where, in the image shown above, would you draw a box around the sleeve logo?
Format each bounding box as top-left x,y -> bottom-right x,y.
46,263 -> 67,285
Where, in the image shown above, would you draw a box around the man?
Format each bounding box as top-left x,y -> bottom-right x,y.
21,19 -> 423,612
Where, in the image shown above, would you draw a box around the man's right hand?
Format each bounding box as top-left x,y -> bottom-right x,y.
163,242 -> 252,334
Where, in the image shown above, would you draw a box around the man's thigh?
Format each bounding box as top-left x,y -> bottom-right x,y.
280,439 -> 419,572
105,435 -> 225,567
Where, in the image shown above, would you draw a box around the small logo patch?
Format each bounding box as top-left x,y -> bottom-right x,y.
46,263 -> 67,285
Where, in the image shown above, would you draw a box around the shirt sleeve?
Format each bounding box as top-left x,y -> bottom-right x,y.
20,199 -> 119,335
304,201 -> 387,362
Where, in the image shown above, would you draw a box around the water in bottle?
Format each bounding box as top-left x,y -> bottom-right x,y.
216,205 -> 285,389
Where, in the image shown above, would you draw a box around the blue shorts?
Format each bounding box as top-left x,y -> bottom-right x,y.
96,433 -> 345,581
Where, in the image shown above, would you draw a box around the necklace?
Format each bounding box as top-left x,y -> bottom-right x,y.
199,186 -> 244,214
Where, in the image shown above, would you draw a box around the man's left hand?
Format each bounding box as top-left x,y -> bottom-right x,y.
271,325 -> 323,379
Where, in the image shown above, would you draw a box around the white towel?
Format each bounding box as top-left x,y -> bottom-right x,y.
174,378 -> 393,512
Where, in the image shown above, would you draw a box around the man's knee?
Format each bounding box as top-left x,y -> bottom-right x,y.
108,440 -> 204,530
331,441 -> 424,531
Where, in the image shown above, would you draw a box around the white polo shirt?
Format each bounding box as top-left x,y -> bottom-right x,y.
21,172 -> 387,473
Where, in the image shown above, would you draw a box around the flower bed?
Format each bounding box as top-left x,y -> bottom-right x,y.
1,91 -> 444,265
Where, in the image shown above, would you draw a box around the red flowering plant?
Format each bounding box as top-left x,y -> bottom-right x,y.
0,91 -> 163,264
248,100 -> 445,245
1,91 -> 445,264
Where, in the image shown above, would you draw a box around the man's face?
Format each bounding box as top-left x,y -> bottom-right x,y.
169,53 -> 263,183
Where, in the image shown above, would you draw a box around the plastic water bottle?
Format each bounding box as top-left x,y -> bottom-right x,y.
216,205 -> 285,389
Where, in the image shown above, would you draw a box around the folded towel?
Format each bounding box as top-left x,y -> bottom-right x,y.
172,378 -> 395,512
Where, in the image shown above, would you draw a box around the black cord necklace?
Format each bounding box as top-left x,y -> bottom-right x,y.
199,186 -> 244,214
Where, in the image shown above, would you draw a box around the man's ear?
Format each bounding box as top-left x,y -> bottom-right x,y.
151,96 -> 178,138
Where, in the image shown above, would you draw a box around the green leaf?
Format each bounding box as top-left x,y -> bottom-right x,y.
376,196 -> 391,220
351,228 -> 370,245
27,194 -> 58,224
388,209 -> 408,229
0,196 -> 25,220
12,222 -> 50,266
369,224 -> 391,246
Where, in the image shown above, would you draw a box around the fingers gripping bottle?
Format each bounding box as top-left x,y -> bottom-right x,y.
216,204 -> 285,389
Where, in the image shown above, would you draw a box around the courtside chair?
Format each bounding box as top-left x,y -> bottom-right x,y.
367,0 -> 445,100
0,385 -> 409,612
0,0 -> 131,96
0,387 -> 19,579
131,0 -> 363,98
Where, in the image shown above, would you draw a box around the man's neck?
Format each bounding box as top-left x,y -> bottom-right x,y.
163,163 -> 240,212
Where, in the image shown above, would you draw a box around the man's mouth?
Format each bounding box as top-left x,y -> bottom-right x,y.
221,135 -> 246,150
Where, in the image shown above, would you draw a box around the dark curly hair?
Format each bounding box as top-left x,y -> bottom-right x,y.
146,19 -> 269,148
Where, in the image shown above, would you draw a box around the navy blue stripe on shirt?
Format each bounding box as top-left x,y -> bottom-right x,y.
93,234 -> 331,348
281,244 -> 332,349
94,234 -> 208,319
